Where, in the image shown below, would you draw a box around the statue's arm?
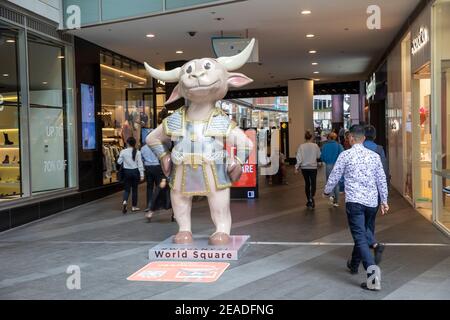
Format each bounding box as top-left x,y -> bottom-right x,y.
146,124 -> 172,176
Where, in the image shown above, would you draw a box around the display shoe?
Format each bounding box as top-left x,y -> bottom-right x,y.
3,133 -> 14,145
173,231 -> 193,244
2,155 -> 10,164
209,232 -> 231,245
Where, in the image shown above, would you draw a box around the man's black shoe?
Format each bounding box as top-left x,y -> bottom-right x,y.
374,243 -> 385,265
347,260 -> 358,275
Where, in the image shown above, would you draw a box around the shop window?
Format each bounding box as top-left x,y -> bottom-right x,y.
100,52 -> 151,184
0,25 -> 21,201
28,35 -> 72,194
413,63 -> 432,210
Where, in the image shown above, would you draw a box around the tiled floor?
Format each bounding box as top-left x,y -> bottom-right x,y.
0,167 -> 449,300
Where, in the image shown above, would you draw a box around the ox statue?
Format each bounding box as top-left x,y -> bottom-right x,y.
145,39 -> 255,245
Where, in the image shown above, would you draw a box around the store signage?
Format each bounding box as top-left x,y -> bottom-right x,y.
366,73 -> 376,100
232,129 -> 257,189
411,27 -> 429,55
97,111 -> 113,116
127,261 -> 230,283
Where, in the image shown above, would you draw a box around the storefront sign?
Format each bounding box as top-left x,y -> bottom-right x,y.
366,73 -> 376,100
127,261 -> 230,283
412,27 -> 429,55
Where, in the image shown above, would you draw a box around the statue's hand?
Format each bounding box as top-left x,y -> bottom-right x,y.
161,153 -> 172,177
227,161 -> 243,182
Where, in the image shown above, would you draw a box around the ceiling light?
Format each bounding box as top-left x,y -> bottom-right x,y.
102,78 -> 107,81
3,74 -> 9,77
138,82 -> 145,85
119,74 -> 124,78
57,55 -> 65,59
306,34 -> 315,38
6,39 -> 15,43
309,50 -> 317,54
312,62 -> 318,65
42,81 -> 48,85
301,10 -> 312,15
313,71 -> 320,74
176,50 -> 184,54
146,34 -> 155,38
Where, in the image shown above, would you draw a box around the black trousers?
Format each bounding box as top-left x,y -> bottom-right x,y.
301,169 -> 318,201
145,165 -> 163,209
123,169 -> 140,207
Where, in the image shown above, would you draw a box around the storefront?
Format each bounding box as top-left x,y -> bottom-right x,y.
385,0 -> 449,236
0,3 -> 77,230
432,0 -> 450,234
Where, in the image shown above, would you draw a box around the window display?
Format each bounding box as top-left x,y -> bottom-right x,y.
413,64 -> 432,211
100,52 -> 151,184
0,24 -> 21,200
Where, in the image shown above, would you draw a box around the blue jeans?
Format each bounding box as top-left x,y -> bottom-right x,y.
346,202 -> 378,271
325,164 -> 339,203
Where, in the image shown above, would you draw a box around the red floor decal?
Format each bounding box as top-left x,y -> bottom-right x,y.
127,261 -> 230,283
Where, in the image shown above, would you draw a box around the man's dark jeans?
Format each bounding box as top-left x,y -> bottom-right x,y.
145,165 -> 163,209
346,202 -> 378,271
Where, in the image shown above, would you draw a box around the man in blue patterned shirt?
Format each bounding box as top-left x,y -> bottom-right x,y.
324,125 -> 389,291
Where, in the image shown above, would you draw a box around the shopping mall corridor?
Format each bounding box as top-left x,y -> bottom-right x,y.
0,167 -> 449,300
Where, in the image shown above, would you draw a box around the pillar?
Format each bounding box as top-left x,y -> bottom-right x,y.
331,94 -> 344,132
350,94 -> 360,126
288,79 -> 314,161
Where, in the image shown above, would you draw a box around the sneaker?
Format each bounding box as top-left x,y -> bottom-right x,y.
131,207 -> 140,213
333,202 -> 340,207
122,201 -> 127,214
347,260 -> 358,275
144,207 -> 150,213
311,199 -> 315,209
373,243 -> 385,265
329,196 -> 335,205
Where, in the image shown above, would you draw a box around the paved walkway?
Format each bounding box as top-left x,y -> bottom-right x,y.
0,167 -> 449,300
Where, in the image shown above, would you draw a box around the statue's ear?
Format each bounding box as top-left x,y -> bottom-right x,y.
227,73 -> 253,88
165,84 -> 182,105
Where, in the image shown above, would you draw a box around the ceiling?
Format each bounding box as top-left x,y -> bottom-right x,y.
69,0 -> 419,89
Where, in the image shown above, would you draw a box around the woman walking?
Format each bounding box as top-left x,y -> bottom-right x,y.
321,132 -> 344,207
117,137 -> 144,214
295,131 -> 321,209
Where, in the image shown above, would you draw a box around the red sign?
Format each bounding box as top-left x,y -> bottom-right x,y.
230,129 -> 257,188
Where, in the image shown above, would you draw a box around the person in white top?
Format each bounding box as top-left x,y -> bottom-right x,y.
295,131 -> 321,209
117,137 -> 144,213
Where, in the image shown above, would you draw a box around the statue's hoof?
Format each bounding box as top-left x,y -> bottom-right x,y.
208,232 -> 231,245
173,231 -> 193,244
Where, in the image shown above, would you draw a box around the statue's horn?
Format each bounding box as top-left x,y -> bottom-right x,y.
144,62 -> 181,83
217,38 -> 256,71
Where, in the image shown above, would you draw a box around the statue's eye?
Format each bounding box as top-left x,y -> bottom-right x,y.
203,61 -> 214,71
186,65 -> 193,74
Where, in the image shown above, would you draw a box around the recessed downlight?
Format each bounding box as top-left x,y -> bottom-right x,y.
6,39 -> 15,43
309,50 -> 317,54
3,74 -> 9,77
312,62 -> 319,66
176,50 -> 184,54
146,34 -> 155,38
306,34 -> 315,38
301,10 -> 312,15
313,71 -> 320,74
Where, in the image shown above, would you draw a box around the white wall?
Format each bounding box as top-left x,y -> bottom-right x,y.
7,0 -> 61,24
